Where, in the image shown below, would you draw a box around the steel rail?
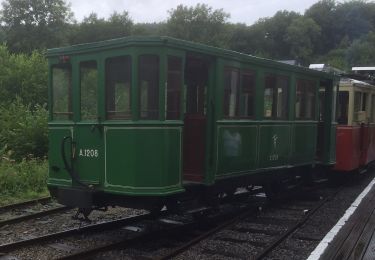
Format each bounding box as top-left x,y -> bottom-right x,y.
0,197 -> 51,212
0,212 -> 154,253
253,188 -> 342,260
56,205 -> 256,260
154,182 -> 334,260
0,205 -> 70,228
57,188 -> 265,260
154,209 -> 254,260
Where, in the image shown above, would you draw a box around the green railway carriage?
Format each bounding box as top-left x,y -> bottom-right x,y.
47,36 -> 337,211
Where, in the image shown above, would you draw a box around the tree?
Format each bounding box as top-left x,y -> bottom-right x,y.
165,4 -> 230,48
285,17 -> 321,64
1,0 -> 73,52
305,0 -> 337,54
0,45 -> 48,105
69,11 -> 133,44
347,31 -> 375,67
132,23 -> 165,36
333,1 -> 374,42
230,11 -> 301,59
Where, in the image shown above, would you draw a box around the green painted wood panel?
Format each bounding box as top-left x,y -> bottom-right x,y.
291,123 -> 317,164
216,126 -> 257,176
104,127 -> 183,195
48,127 -> 73,186
258,124 -> 290,168
73,125 -> 104,185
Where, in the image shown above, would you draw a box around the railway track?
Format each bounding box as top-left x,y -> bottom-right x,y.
0,197 -> 51,212
0,212 -> 155,254
0,181 -> 346,259
0,197 -> 70,228
56,205 -> 256,260
55,184 -> 334,260
149,190 -> 336,260
0,189 -> 262,259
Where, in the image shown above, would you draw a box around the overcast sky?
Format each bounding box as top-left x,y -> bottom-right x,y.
68,0 -> 337,25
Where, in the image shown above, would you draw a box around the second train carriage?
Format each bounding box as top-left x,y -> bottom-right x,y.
47,36 -> 338,211
335,78 -> 375,171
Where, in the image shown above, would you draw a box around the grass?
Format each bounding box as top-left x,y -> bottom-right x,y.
0,159 -> 49,206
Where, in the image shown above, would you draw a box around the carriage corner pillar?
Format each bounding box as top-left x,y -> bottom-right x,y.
322,77 -> 338,165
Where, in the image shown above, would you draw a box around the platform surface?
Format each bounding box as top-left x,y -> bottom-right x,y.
308,177 -> 375,260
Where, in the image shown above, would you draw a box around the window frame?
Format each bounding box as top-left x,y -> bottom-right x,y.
51,63 -> 73,121
295,78 -> 317,120
105,55 -> 132,120
222,66 -> 257,119
223,66 -> 240,118
79,60 -> 99,121
263,74 -> 289,120
165,55 -> 183,120
337,90 -> 349,125
138,54 -> 160,120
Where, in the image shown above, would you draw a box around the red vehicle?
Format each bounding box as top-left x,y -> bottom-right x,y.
335,77 -> 375,171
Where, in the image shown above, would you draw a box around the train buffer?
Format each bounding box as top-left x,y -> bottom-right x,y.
308,177 -> 375,260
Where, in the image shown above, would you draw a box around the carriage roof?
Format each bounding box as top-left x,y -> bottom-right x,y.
47,36 -> 334,79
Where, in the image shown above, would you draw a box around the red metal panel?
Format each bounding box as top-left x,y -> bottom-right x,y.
360,125 -> 370,166
364,125 -> 375,165
334,126 -> 361,171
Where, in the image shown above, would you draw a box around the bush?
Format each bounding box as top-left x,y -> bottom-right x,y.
0,159 -> 48,203
0,99 -> 48,161
0,45 -> 48,106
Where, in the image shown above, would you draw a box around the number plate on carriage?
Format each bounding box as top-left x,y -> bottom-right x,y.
79,149 -> 99,158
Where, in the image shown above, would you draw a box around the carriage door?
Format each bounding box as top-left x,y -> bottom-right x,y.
73,60 -> 103,185
183,55 -> 210,182
316,79 -> 337,164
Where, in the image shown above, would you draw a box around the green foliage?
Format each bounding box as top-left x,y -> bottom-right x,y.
285,17 -> 321,64
1,0 -> 73,52
0,159 -> 48,204
132,23 -> 165,36
0,45 -> 47,106
165,4 -> 230,47
347,31 -> 375,66
320,48 -> 348,70
0,0 -> 373,70
69,11 -> 133,44
227,11 -> 301,59
0,99 -> 48,161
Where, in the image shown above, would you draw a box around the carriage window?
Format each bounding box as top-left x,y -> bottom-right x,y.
139,55 -> 159,119
295,79 -> 316,120
80,61 -> 98,120
166,56 -> 182,120
106,56 -> 131,119
52,65 -> 72,120
241,71 -> 256,117
264,75 -> 289,119
354,92 -> 362,113
362,93 -> 367,111
223,68 -> 240,117
354,92 -> 362,122
337,91 -> 349,125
